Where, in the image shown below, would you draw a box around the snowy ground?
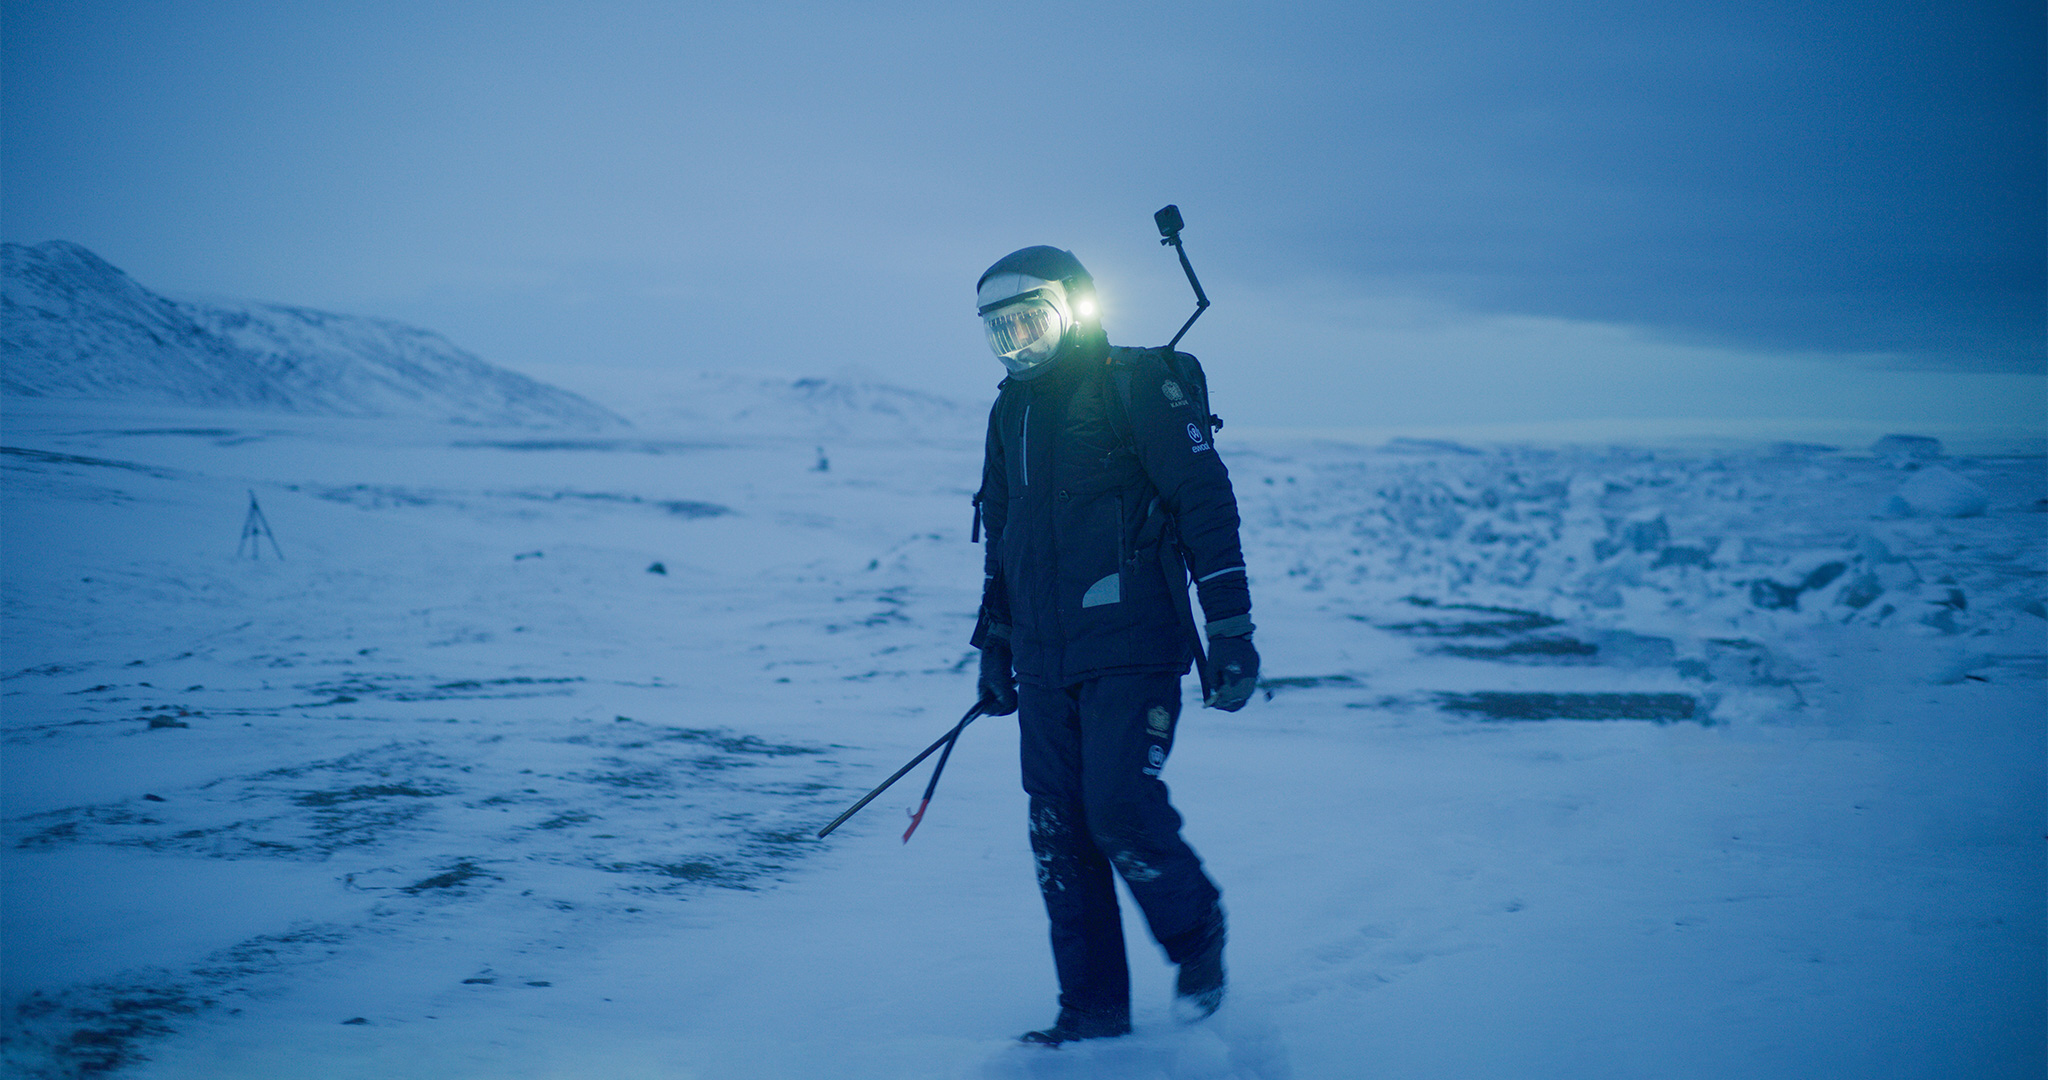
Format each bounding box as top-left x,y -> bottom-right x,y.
2,386 -> 2042,1079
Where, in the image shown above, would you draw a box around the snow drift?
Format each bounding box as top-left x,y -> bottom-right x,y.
1,241 -> 622,429
1885,464 -> 1990,518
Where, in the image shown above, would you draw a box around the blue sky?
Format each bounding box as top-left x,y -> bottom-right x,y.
4,0 -> 2041,437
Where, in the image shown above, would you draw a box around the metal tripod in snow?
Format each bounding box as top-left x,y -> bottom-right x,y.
237,490 -> 284,560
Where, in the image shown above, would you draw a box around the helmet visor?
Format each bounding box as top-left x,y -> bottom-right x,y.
982,297 -> 1066,375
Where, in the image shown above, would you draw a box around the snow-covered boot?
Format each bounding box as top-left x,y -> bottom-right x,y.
1018,1006 -> 1131,1046
1172,934 -> 1226,1023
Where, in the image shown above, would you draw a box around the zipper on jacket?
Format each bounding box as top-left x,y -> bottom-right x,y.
1020,403 -> 1031,487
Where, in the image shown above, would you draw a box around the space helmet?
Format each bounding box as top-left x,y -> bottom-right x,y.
976,246 -> 1098,380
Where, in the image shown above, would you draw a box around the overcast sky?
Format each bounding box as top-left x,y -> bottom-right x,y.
4,0 -> 2041,437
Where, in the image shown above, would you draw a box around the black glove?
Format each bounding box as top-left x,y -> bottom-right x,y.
1204,634 -> 1260,712
978,638 -> 1018,716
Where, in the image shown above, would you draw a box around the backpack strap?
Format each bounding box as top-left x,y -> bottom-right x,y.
1101,348 -> 1139,451
970,375 -> 1017,545
1104,349 -> 1213,695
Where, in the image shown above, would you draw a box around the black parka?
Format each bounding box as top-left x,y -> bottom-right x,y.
974,339 -> 1251,688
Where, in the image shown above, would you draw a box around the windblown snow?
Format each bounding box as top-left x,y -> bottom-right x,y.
2,242 -> 621,429
0,292 -> 2041,1078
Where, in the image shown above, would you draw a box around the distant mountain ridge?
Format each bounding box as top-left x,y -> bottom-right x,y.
580,368 -> 977,442
2,241 -> 623,428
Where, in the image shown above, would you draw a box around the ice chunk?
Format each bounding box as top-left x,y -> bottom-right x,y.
1850,533 -> 1898,563
1749,579 -> 1803,610
1884,466 -> 1989,518
1837,571 -> 1883,609
1621,512 -> 1669,553
1703,638 -> 1782,684
1381,436 -> 1483,455
1767,441 -> 1839,456
1871,434 -> 1943,460
1801,561 -> 1847,592
1651,545 -> 1712,569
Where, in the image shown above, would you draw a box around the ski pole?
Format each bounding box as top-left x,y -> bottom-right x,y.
816,698 -> 990,840
901,717 -> 965,844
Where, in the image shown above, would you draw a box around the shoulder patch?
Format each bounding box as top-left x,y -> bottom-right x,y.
1161,379 -> 1186,405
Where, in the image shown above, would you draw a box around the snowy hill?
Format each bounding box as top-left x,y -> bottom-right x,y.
1,241 -> 623,429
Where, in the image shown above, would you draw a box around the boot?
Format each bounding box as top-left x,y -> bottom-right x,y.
1172,933 -> 1225,1023
1018,1006 -> 1131,1046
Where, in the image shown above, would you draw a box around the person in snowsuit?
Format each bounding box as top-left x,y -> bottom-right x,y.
969,246 -> 1260,1045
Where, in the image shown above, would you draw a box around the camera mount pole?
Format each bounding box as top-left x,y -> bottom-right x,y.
1155,204 -> 1210,351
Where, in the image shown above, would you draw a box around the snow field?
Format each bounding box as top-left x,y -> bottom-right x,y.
2,391 -> 2042,1079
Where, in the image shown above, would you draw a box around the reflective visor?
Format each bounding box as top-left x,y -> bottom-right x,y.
984,300 -> 1059,356
982,298 -> 1065,374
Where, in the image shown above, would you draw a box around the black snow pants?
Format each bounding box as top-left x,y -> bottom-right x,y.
1018,671 -> 1225,1021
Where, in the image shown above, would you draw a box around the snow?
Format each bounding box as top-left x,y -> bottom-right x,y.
2,367 -> 2043,1078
